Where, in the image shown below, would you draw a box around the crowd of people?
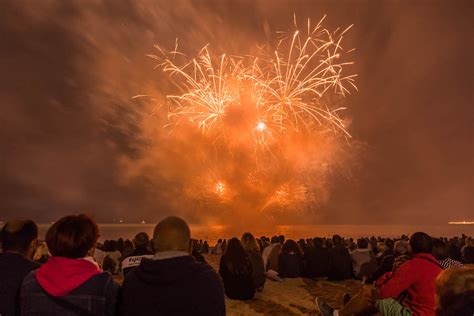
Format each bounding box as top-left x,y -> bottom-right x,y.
0,214 -> 473,316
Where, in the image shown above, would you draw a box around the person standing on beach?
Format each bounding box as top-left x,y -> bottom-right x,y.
0,220 -> 39,316
120,216 -> 225,316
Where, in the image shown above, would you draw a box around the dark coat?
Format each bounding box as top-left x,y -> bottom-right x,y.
120,255 -> 225,316
306,246 -> 329,278
219,253 -> 255,300
0,253 -> 39,316
278,252 -> 304,278
327,245 -> 353,280
20,271 -> 119,316
246,250 -> 266,289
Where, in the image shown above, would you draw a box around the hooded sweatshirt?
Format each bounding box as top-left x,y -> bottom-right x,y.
120,253 -> 225,316
35,257 -> 100,296
20,256 -> 119,315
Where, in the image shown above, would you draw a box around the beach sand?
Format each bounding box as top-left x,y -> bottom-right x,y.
113,254 -> 365,315
204,254 -> 364,316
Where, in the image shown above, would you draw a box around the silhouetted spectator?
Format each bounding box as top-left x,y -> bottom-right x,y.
219,238 -> 255,300
121,232 -> 153,275
0,220 -> 39,316
120,216 -> 225,315
351,238 -> 377,280
327,234 -> 352,280
306,237 -> 329,278
433,238 -> 463,269
278,239 -> 304,278
262,236 -> 282,272
241,233 -> 265,291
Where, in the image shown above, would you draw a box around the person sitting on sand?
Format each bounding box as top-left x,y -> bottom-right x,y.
121,232 -> 154,275
306,237 -> 330,278
241,232 -> 266,291
0,219 -> 39,316
219,237 -> 255,300
215,238 -> 223,254
262,236 -> 282,273
120,216 -> 225,315
21,214 -> 120,315
278,239 -> 304,278
372,239 -> 410,282
327,234 -> 352,281
432,238 -> 463,269
202,240 -> 210,253
377,238 -> 395,265
435,265 -> 474,316
351,238 -> 378,280
316,232 -> 443,316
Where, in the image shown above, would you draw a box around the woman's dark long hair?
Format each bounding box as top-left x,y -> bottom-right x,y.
281,239 -> 303,257
223,237 -> 251,275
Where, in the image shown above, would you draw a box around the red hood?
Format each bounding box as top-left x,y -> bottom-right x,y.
36,256 -> 100,297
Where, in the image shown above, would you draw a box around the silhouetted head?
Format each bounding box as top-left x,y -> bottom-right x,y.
332,234 -> 342,246
385,238 -> 395,250
153,216 -> 190,253
46,214 -> 98,258
2,219 -> 38,257
357,238 -> 369,249
134,232 -> 150,249
410,232 -> 433,254
241,232 -> 259,252
313,237 -> 323,247
278,235 -> 285,244
281,239 -> 303,257
271,236 -> 279,244
432,238 -> 450,260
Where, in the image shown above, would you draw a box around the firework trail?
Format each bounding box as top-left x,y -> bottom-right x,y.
146,16 -> 357,215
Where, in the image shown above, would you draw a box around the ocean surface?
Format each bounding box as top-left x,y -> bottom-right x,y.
37,223 -> 474,244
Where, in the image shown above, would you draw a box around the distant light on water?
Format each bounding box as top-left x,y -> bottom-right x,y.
448,221 -> 474,225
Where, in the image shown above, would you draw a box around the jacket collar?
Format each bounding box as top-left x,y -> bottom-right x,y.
153,251 -> 189,261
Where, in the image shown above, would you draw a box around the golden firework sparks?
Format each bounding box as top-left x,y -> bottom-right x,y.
149,16 -> 356,142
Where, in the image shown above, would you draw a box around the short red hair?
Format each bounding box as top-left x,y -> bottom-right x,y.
46,214 -> 98,258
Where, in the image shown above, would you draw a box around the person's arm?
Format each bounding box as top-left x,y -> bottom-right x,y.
379,260 -> 416,298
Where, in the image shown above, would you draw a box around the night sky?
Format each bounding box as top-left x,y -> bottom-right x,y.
1,0 -> 473,224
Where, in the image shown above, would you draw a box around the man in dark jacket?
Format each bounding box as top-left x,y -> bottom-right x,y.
120,216 -> 225,316
327,234 -> 352,280
0,219 -> 39,316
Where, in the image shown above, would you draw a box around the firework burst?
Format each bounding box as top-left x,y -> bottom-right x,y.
149,16 -> 356,142
146,16 -> 357,216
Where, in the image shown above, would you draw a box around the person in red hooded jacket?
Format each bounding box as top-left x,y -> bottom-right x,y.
316,232 -> 442,316
20,214 -> 119,315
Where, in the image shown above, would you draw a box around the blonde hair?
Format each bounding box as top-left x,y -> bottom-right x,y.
241,232 -> 260,252
435,265 -> 474,314
33,242 -> 50,261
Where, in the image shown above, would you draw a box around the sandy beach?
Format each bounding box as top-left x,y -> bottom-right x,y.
202,254 -> 363,316
117,253 -> 370,316
112,253 -> 363,315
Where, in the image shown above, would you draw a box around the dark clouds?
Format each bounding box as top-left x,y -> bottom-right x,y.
0,0 -> 472,224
